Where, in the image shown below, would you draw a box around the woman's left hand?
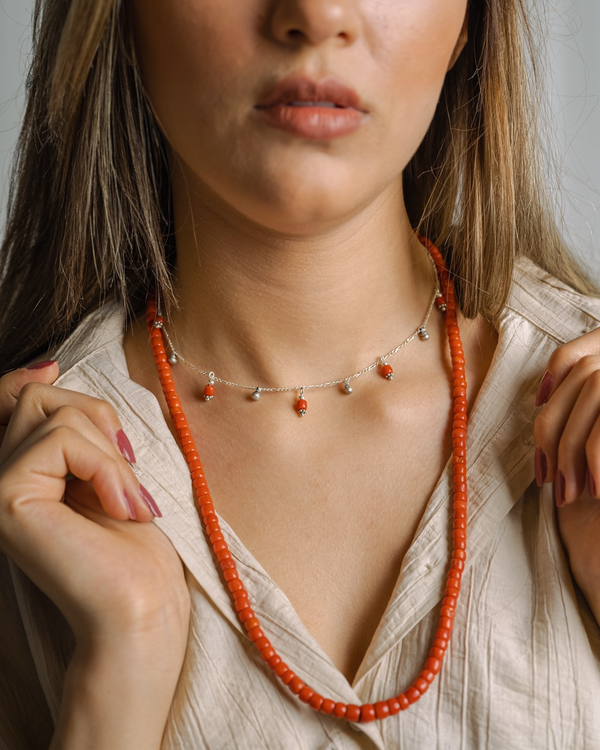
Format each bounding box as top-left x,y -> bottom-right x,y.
534,327 -> 600,619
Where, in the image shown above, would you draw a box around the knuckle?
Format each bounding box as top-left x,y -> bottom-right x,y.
16,381 -> 41,405
572,355 -> 600,377
546,346 -> 568,371
585,435 -> 600,466
556,431 -> 577,463
90,398 -> 117,424
50,404 -> 84,428
586,369 -> 600,392
533,409 -> 554,446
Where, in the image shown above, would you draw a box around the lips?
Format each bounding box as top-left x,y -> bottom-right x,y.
254,75 -> 367,140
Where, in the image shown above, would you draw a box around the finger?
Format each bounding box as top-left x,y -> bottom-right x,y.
0,427 -> 141,616
534,355 -> 600,485
0,361 -> 59,442
555,369 -> 600,504
586,417 -> 600,500
8,406 -> 158,522
0,382 -> 136,467
536,326 -> 600,406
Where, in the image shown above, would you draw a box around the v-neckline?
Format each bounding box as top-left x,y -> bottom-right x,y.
92,300 -> 535,690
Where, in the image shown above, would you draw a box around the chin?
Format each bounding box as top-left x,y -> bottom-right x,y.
204,165 -> 369,235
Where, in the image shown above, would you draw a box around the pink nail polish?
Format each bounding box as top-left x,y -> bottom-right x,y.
139,484 -> 162,518
26,360 -> 57,370
117,429 -> 136,464
124,491 -> 137,520
535,371 -> 554,407
534,447 -> 547,486
555,470 -> 566,507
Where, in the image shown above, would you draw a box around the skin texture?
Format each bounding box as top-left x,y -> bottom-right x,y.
0,2 -> 599,748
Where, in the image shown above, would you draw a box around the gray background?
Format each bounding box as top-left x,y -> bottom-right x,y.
1,0 -> 599,274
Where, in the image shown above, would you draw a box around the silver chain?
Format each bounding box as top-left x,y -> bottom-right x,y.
157,254 -> 442,397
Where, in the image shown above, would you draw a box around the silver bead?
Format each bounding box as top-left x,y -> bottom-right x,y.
298,409 -> 307,417
344,379 -> 353,394
168,353 -> 178,365
204,394 -> 213,402
418,326 -> 430,341
153,320 -> 163,329
251,388 -> 261,401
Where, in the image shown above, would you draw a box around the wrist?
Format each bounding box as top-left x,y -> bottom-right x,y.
51,630 -> 187,750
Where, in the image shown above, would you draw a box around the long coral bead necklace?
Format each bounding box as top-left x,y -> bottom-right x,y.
146,237 -> 467,724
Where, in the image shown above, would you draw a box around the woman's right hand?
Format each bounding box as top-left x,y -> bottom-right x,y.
0,361 -> 190,750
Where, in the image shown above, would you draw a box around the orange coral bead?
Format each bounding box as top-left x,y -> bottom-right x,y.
346,705 -> 361,723
359,705 -> 376,723
309,694 -> 325,711
375,701 -> 390,719
381,363 -> 394,380
260,647 -> 276,661
299,687 -> 314,704
333,703 -> 347,719
295,399 -> 308,416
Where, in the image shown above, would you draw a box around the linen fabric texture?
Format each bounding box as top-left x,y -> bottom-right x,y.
1,259 -> 600,750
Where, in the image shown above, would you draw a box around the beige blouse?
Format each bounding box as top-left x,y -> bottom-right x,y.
1,258 -> 600,750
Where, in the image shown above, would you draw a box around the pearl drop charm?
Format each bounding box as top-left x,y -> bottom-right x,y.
251,388 -> 261,401
418,326 -> 430,341
168,353 -> 178,365
344,379 -> 353,394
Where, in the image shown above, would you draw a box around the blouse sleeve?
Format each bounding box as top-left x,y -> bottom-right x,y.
0,553 -> 64,750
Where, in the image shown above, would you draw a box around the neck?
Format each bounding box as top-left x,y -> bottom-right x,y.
166,170 -> 437,389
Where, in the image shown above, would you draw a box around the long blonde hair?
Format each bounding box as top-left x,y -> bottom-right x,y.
0,0 -> 595,370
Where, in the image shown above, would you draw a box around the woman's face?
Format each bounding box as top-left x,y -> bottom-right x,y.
131,0 -> 468,234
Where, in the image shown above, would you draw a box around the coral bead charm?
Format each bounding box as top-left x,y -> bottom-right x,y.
204,373 -> 216,401
380,362 -> 394,380
296,398 -> 308,417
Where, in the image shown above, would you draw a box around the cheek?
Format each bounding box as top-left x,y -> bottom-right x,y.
132,0 -> 256,129
370,1 -> 466,156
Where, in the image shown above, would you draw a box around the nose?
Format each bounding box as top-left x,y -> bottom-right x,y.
269,0 -> 360,47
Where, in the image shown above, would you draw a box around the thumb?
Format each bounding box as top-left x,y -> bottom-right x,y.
0,361 -> 60,427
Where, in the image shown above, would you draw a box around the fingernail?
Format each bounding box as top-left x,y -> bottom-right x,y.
139,484 -> 162,518
124,491 -> 137,520
117,429 -> 136,464
588,470 -> 597,498
555,470 -> 566,507
534,447 -> 547,486
535,371 -> 554,407
26,360 -> 57,370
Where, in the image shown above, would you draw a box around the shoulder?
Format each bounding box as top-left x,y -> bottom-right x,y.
505,257 -> 600,344
50,301 -> 131,400
52,300 -> 126,375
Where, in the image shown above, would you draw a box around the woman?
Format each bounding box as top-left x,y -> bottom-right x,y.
0,0 -> 599,748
